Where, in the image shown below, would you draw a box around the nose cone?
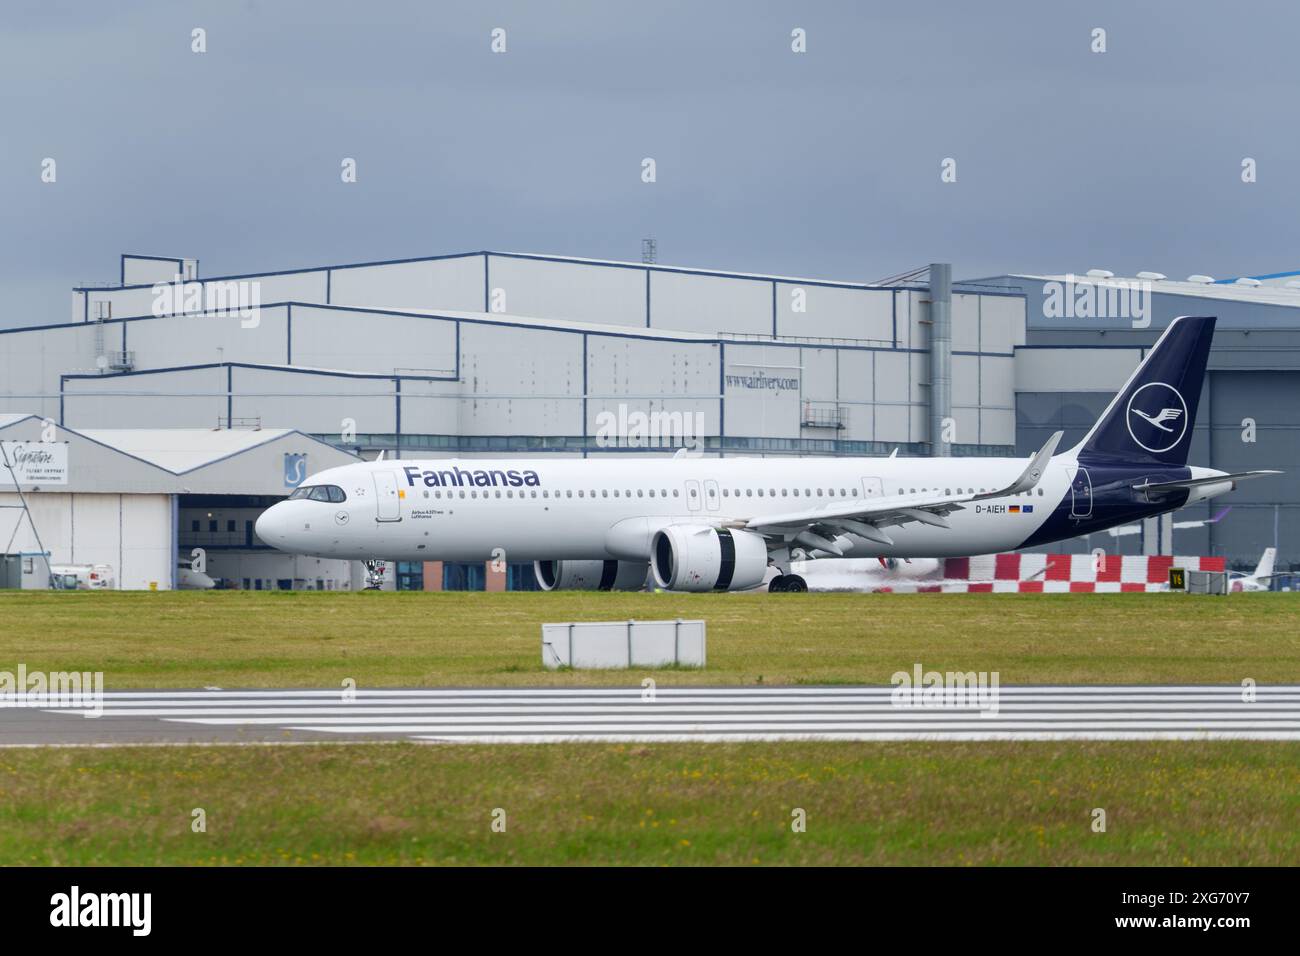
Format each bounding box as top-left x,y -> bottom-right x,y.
255,503 -> 291,549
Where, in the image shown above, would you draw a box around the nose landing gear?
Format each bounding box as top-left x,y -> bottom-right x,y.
363,560 -> 388,590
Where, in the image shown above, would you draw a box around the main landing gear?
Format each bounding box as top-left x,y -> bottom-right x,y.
768,574 -> 808,593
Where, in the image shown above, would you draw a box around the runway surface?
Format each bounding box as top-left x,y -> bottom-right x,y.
4,685 -> 1300,745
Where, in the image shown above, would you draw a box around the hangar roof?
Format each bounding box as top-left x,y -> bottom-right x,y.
75,427 -> 314,473
1012,273 -> 1300,308
1,415 -> 359,493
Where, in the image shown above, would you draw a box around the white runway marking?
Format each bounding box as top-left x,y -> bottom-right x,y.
10,685 -> 1300,743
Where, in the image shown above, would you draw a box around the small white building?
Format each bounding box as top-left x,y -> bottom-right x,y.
0,414 -> 360,590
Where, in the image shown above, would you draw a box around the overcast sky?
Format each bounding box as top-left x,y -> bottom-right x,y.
3,0 -> 1297,326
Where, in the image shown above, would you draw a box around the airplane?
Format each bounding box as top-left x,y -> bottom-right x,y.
1229,547 -> 1280,592
255,315 -> 1281,593
177,563 -> 216,590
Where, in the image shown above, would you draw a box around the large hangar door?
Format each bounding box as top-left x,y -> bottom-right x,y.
373,471 -> 402,521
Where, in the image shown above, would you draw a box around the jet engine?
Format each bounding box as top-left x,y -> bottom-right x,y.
650,525 -> 769,592
533,559 -> 649,591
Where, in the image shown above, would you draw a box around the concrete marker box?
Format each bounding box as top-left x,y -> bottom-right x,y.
542,619 -> 706,669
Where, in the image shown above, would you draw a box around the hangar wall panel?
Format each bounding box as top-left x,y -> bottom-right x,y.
587,336 -> 718,445
952,354 -> 979,407
488,256 -> 646,328
874,351 -> 909,404
903,292 -> 930,351
836,350 -> 875,442
952,294 -> 981,351
980,356 -> 1014,407
85,286 -> 157,320
328,256 -> 484,313
230,367 -> 397,435
126,308 -> 290,370
589,337 -> 718,400
122,256 -> 183,286
0,324 -> 101,421
397,378 -> 472,439
981,294 -> 1025,352
722,344 -> 800,439
62,366 -> 228,428
289,305 -> 457,374
798,348 -> 837,403
236,270 -> 328,306
649,272 -> 770,336
459,323 -> 583,435
980,408 -> 1015,446
1015,347 -> 1141,392
774,283 -> 893,342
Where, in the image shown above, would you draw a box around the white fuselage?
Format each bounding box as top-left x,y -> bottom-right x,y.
255,454 -> 1079,563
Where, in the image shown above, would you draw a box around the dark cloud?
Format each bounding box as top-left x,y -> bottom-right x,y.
2,0 -> 1296,326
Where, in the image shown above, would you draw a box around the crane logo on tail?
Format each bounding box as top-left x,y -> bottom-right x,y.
1126,382 -> 1188,454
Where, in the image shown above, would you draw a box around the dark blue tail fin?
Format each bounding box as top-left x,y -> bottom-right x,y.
1073,315 -> 1215,466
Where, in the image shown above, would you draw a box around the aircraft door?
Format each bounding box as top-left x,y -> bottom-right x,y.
860,477 -> 884,498
373,470 -> 402,522
1070,467 -> 1093,518
703,479 -> 720,512
685,479 -> 702,512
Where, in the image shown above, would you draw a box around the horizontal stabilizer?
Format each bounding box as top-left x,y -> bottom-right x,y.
1131,470 -> 1282,497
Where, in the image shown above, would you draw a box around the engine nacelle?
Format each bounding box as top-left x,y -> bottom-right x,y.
533,559 -> 648,591
650,525 -> 769,592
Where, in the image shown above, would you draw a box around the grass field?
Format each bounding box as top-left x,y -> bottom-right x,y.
0,589 -> 1297,687
3,590 -> 1296,866
1,741 -> 1295,865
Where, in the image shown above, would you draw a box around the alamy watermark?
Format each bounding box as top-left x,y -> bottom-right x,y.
151,274 -> 262,327
0,665 -> 104,717
594,403 -> 704,451
1043,273 -> 1151,328
890,662 -> 1000,716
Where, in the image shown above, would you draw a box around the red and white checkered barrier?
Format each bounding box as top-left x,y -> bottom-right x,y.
873,554 -> 1226,593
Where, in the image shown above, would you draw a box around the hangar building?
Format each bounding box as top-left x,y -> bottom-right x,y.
0,413 -> 359,590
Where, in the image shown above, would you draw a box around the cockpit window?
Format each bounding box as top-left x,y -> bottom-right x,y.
288,485 -> 347,503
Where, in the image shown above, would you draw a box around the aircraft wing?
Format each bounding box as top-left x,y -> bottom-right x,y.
739,431 -> 1062,552
1132,470 -> 1282,498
